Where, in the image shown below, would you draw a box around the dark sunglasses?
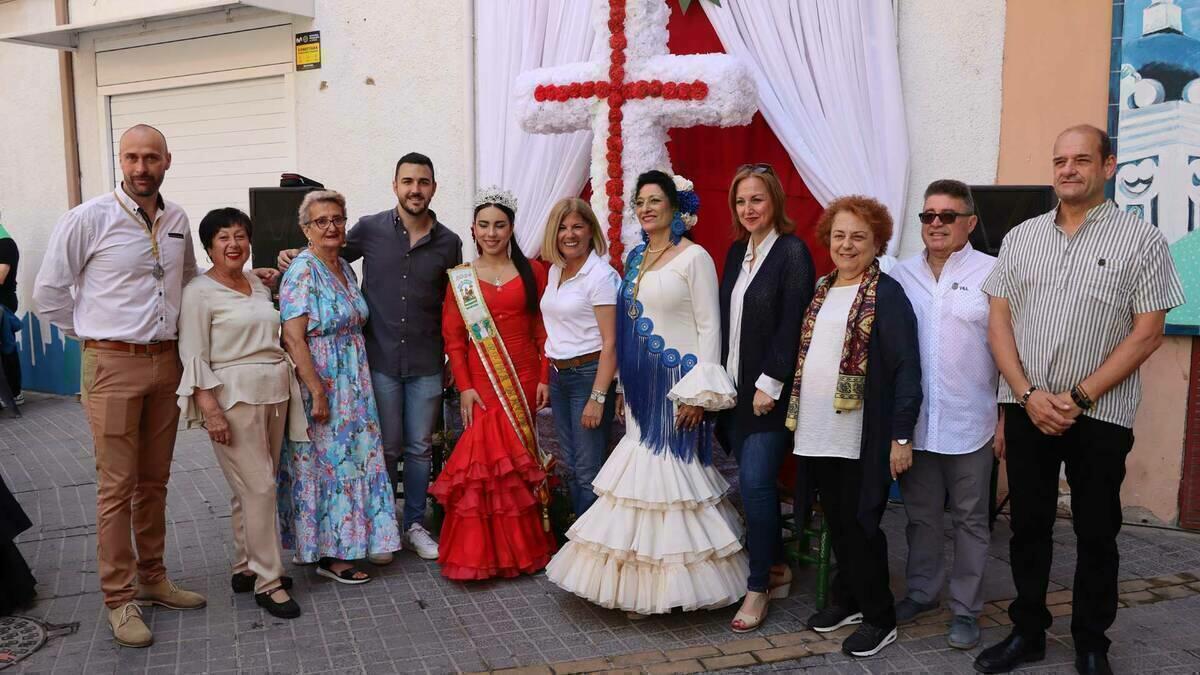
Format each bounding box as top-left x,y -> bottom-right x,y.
738,163 -> 776,176
918,210 -> 972,225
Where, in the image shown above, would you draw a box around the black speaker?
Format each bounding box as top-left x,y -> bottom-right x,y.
249,186 -> 318,270
967,185 -> 1057,256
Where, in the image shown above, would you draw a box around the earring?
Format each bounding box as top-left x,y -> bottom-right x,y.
670,213 -> 686,244
507,241 -> 513,259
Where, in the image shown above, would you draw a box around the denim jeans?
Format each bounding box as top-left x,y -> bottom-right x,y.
370,370 -> 443,530
548,361 -> 616,517
732,427 -> 791,593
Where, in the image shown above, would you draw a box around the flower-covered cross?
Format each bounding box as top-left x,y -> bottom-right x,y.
515,0 -> 757,270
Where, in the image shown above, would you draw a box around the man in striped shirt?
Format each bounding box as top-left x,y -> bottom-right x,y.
974,125 -> 1185,675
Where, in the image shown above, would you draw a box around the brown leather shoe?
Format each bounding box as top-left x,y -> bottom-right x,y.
135,579 -> 207,610
108,602 -> 153,648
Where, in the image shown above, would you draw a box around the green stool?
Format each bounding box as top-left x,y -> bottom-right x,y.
780,489 -> 833,610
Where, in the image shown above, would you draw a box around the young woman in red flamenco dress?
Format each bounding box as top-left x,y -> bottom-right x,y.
430,188 -> 557,580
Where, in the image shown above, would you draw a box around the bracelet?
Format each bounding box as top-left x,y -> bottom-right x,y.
589,389 -> 607,404
1019,385 -> 1038,408
1070,384 -> 1095,411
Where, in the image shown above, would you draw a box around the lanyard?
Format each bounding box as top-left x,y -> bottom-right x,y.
114,190 -> 164,279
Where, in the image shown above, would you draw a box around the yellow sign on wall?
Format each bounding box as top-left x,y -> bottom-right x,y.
295,31 -> 321,71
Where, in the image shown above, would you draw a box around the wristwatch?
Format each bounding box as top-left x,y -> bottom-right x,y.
1070,384 -> 1094,411
589,389 -> 607,404
895,439 -> 910,447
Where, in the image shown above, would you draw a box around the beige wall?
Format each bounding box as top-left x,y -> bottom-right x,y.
996,0 -> 1111,184
1125,337 -> 1192,524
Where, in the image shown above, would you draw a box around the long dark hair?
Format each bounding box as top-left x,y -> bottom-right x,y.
473,202 -> 538,314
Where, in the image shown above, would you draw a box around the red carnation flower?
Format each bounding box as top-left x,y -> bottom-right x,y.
610,65 -> 625,82
608,196 -> 623,211
612,51 -> 626,66
693,81 -> 709,99
610,34 -> 627,50
677,83 -> 692,98
609,212 -> 623,227
595,82 -> 611,98
607,136 -> 621,151
608,163 -> 621,179
567,83 -> 582,97
534,85 -> 547,101
581,82 -> 596,98
634,82 -> 650,98
663,82 -> 678,98
649,80 -> 663,96
606,151 -> 621,164
609,91 -> 624,106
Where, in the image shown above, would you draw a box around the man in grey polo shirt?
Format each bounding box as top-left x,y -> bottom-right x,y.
974,125 -> 1184,675
280,152 -> 461,564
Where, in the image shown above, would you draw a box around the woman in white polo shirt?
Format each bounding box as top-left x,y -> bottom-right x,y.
539,198 -> 621,518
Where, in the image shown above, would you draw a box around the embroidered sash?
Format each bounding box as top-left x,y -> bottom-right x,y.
447,265 -> 554,530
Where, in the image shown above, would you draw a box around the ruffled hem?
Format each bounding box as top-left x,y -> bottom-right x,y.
431,406 -> 556,580
546,542 -> 747,614
277,459 -> 401,563
176,355 -> 224,429
545,436 -> 749,614
667,362 -> 736,411
591,433 -> 733,510
564,495 -> 744,564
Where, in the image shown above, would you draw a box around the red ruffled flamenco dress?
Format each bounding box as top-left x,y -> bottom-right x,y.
430,265 -> 557,580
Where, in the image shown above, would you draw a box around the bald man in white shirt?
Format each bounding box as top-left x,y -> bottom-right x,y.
34,125 -> 212,648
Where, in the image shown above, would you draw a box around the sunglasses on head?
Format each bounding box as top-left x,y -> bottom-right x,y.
918,210 -> 971,225
738,163 -> 776,176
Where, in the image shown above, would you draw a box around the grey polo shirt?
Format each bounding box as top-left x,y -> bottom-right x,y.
981,200 -> 1185,428
343,208 -> 463,378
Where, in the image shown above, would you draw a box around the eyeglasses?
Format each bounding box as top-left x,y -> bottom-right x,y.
738,163 -> 776,176
306,216 -> 348,230
918,211 -> 972,225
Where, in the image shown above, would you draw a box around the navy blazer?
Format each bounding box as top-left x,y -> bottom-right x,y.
717,234 -> 816,443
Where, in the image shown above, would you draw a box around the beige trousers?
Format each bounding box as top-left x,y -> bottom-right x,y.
210,401 -> 287,594
82,346 -> 182,608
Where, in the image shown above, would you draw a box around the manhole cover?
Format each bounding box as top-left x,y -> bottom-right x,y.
0,616 -> 77,671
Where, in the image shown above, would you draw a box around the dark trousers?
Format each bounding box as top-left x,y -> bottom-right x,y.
811,456 -> 895,629
1003,404 -> 1133,653
1,349 -> 19,396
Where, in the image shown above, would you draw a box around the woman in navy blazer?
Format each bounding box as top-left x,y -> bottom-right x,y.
717,164 -> 815,632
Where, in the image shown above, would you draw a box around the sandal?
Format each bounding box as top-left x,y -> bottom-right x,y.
731,591 -> 770,633
768,565 -> 793,599
315,558 -> 372,585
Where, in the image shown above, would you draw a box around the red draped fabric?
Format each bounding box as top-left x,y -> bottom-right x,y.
665,3 -> 831,277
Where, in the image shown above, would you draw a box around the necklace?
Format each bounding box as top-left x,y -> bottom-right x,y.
628,242 -> 672,316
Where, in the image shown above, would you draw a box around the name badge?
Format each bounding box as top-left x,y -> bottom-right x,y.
167,232 -> 185,239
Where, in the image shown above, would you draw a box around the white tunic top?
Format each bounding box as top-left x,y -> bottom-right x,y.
793,284 -> 863,460
723,229 -> 786,399
541,251 -> 621,360
891,243 -> 998,454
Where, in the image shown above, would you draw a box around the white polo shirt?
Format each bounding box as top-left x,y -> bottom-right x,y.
541,251 -> 620,360
891,243 -> 998,455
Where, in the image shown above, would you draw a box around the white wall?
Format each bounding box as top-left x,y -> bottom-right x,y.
290,0 -> 474,242
896,0 -> 1006,258
0,1 -> 69,308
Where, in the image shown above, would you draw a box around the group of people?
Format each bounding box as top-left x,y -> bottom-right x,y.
29,122 -> 1183,675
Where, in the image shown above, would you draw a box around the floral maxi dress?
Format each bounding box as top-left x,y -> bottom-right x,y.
277,250 -> 401,562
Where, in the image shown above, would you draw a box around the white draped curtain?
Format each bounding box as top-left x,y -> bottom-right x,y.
475,0 -> 600,256
700,0 -> 910,253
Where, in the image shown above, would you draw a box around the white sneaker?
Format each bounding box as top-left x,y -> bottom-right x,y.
402,523 -> 439,560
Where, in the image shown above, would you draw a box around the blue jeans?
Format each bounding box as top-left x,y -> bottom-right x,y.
370,370 -> 443,531
549,361 -> 616,517
733,427 -> 791,592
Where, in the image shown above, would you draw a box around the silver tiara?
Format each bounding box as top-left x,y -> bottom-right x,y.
473,186 -> 518,214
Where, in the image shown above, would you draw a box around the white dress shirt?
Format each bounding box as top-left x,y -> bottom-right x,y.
541,250 -> 620,360
724,229 -> 786,400
33,187 -> 197,343
792,285 -> 863,459
891,243 -> 998,455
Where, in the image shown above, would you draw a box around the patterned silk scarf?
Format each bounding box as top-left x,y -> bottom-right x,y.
784,259 -> 880,431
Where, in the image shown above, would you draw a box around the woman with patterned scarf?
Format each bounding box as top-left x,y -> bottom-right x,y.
786,195 -> 922,659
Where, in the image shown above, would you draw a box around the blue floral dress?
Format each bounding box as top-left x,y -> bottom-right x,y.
277,250 -> 400,562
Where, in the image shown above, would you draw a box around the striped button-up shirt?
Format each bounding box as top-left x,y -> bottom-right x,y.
981,200 -> 1185,428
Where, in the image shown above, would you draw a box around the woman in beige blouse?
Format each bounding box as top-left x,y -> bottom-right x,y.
177,208 -> 308,620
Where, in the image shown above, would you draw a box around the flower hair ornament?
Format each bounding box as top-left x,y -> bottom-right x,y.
473,186 -> 519,216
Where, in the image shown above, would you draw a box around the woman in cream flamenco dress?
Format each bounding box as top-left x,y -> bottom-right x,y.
546,171 -> 748,617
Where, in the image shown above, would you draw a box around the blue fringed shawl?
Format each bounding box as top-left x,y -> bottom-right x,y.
616,245 -> 716,466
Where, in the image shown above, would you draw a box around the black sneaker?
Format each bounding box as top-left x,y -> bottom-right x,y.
842,622 -> 898,657
807,605 -> 864,633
